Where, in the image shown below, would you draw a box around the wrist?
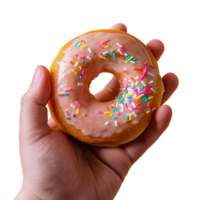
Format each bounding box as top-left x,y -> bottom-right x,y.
14,187 -> 40,200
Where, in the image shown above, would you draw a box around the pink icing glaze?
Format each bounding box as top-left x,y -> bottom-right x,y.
53,32 -> 163,138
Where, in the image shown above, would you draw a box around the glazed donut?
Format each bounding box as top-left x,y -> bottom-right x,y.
48,29 -> 164,147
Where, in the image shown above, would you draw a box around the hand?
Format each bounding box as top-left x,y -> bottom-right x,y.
15,23 -> 179,200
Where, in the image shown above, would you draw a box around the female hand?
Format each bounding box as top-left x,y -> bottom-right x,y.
15,23 -> 178,200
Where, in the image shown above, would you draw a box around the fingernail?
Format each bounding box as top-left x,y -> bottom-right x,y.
32,66 -> 41,84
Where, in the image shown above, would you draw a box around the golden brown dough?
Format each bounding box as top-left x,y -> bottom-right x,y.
48,29 -> 163,147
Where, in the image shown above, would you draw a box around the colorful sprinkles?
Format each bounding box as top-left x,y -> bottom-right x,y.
57,36 -> 158,133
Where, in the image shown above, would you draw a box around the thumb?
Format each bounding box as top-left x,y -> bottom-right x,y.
94,76 -> 119,102
20,65 -> 51,143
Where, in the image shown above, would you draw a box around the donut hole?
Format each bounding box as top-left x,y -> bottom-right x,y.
89,72 -> 119,102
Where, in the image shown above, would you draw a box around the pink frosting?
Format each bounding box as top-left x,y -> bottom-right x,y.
53,32 -> 162,138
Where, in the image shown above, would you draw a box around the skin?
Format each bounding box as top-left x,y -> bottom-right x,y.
15,23 -> 179,200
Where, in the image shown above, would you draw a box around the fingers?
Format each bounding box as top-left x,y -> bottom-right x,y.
123,105 -> 172,164
91,105 -> 172,181
20,66 -> 51,142
111,26 -> 165,62
146,41 -> 178,104
146,39 -> 165,61
48,117 -> 65,131
110,22 -> 179,105
110,23 -> 127,32
48,117 -> 58,129
162,73 -> 179,104
147,41 -> 178,105
111,27 -> 165,62
94,76 -> 119,102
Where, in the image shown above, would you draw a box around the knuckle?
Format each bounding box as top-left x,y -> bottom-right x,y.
138,135 -> 149,149
21,92 -> 31,107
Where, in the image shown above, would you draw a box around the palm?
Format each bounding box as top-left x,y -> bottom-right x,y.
21,128 -> 121,200
18,23 -> 178,200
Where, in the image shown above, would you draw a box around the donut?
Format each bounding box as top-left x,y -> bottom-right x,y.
48,29 -> 164,147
